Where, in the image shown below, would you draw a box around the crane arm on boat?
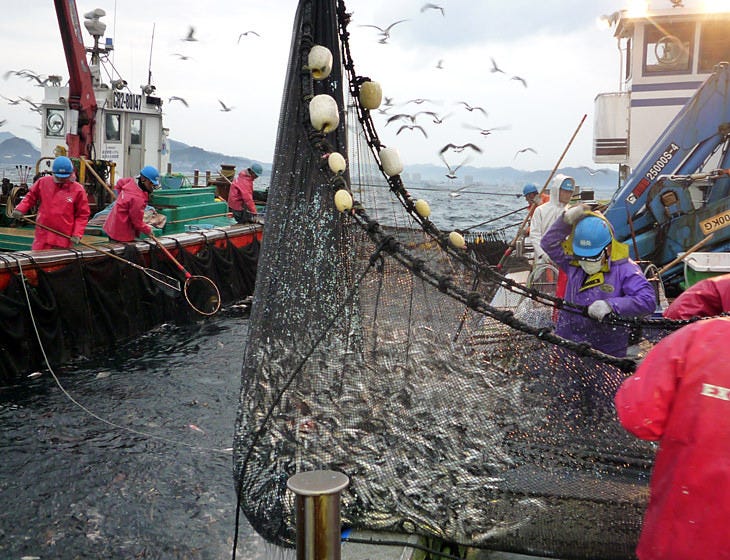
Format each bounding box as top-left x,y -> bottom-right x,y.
54,0 -> 98,159
604,62 -> 730,281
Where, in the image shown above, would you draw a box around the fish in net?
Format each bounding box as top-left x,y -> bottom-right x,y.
232,1 -> 680,557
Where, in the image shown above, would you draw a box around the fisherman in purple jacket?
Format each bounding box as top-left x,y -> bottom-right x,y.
541,204 -> 656,357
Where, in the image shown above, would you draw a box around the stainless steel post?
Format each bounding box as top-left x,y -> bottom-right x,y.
287,470 -> 350,560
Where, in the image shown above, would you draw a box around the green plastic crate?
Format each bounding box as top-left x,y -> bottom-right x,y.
683,252 -> 730,287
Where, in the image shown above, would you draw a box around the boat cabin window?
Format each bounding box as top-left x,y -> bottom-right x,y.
105,113 -> 121,142
643,22 -> 693,75
698,20 -> 730,73
130,118 -> 142,145
45,109 -> 65,138
625,37 -> 632,81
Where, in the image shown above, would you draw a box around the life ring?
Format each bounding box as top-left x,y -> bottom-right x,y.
654,35 -> 683,65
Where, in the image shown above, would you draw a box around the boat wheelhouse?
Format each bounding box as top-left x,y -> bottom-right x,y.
38,6 -> 168,182
593,1 -> 730,181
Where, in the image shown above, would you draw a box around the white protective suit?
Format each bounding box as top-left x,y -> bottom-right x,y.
528,174 -> 573,263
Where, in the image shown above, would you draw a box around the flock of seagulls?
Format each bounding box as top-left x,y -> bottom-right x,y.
166,24 -> 262,112
2,3 -> 544,181
357,4 -> 536,179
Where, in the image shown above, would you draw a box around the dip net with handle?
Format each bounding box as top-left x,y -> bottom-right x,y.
233,1 -> 677,557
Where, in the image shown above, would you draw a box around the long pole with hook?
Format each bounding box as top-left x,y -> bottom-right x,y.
497,114 -> 587,269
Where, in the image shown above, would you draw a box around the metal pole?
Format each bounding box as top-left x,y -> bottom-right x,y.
287,470 -> 349,560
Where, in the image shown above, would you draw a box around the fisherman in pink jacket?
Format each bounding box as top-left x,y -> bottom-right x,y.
615,317 -> 730,560
12,156 -> 90,250
228,163 -> 262,224
103,166 -> 159,242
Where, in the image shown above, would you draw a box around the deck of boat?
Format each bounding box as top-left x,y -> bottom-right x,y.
0,222 -> 262,274
0,225 -> 110,252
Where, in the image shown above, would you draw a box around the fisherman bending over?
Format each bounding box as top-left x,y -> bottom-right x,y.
541,204 -> 656,357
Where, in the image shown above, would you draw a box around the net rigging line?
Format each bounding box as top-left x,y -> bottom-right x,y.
334,1 -> 692,334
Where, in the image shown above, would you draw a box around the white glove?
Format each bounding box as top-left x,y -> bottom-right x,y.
563,204 -> 588,226
587,300 -> 612,321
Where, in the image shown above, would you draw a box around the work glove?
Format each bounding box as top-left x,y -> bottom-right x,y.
11,209 -> 24,220
563,203 -> 589,226
587,300 -> 612,321
70,236 -> 81,245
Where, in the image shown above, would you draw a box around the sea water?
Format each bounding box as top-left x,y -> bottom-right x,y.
0,182 -> 616,558
0,307 -> 269,559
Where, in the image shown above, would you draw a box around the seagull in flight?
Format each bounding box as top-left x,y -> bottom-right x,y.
385,113 -> 416,126
172,53 -> 192,60
440,154 -> 470,180
385,111 -> 439,126
421,3 -> 445,15
600,11 -> 622,27
439,143 -> 482,155
169,96 -> 189,107
182,26 -> 198,42
514,147 -> 537,159
449,184 -> 479,198
4,69 -> 58,87
511,75 -> 528,88
359,19 -> 409,44
218,99 -> 235,112
579,165 -> 609,176
456,101 -> 487,117
20,96 -> 42,113
463,123 -> 510,136
404,98 -> 435,106
396,124 -> 428,138
238,30 -> 260,43
490,57 -> 505,74
423,111 -> 451,124
0,94 -> 22,105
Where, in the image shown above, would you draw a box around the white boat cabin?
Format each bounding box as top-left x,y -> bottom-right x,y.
38,8 -> 169,180
40,84 -> 169,179
593,1 -> 730,178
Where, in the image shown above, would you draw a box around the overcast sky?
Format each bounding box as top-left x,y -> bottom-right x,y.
0,0 -> 674,171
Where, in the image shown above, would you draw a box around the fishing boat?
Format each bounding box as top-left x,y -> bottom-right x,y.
594,2 -> 730,293
492,1 -> 730,310
0,1 -> 261,384
229,1 -> 730,559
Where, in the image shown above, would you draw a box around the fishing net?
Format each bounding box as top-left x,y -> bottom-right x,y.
0,238 -> 258,383
233,1 -> 681,557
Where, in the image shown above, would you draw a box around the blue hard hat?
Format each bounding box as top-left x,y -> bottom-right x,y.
52,156 -> 74,178
140,165 -> 160,186
250,162 -> 263,177
522,183 -> 538,196
559,176 -> 576,191
572,216 -> 612,258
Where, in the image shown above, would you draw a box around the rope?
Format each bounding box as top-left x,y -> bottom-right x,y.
332,3 -> 693,334
10,255 -> 233,456
232,241 -> 386,559
351,209 -> 640,372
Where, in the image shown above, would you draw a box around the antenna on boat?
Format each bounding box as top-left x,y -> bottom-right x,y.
146,22 -> 156,88
112,0 -> 117,66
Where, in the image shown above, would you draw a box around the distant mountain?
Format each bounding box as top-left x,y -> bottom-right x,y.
0,137 -> 41,167
0,134 -> 619,193
401,163 -> 619,193
168,139 -> 266,175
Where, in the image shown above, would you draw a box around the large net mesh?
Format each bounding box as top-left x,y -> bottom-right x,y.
233,1 -> 684,557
